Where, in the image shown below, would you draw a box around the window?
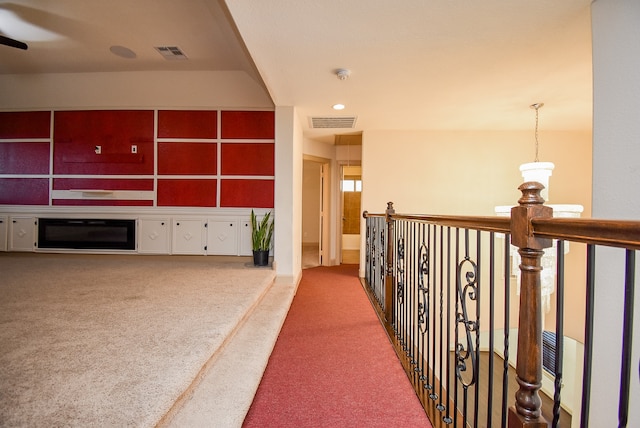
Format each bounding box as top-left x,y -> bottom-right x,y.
341,179 -> 362,192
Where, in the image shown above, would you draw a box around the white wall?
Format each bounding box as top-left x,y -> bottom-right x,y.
0,71 -> 273,109
361,130 -> 591,217
274,106 -> 302,284
590,1 -> 640,426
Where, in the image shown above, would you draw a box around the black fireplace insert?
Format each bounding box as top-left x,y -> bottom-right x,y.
38,218 -> 136,250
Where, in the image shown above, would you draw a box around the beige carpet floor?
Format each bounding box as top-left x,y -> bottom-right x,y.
0,253 -> 276,428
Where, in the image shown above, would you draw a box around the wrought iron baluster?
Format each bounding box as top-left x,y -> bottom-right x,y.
396,221 -> 403,354
502,233 -> 511,428
409,221 -> 416,364
618,250 -> 635,428
405,222 -> 416,372
409,222 -> 418,378
453,228 -> 460,427
417,233 -> 429,387
443,226 -> 453,425
581,245 -> 595,428
474,230 -> 481,428
423,224 -> 434,397
455,229 -> 479,427
436,225 -> 446,411
552,240 -> 566,428
430,224 -> 438,401
488,231 -> 495,428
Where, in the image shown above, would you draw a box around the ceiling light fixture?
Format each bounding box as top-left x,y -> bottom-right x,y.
332,68 -> 351,111
496,102 -> 583,315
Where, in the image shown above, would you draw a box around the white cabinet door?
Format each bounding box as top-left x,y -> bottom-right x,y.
172,219 -> 206,255
239,219 -> 253,256
10,217 -> 36,252
138,218 -> 170,254
207,220 -> 238,255
0,216 -> 7,251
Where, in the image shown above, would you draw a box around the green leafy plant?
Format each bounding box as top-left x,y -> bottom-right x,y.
251,210 -> 274,252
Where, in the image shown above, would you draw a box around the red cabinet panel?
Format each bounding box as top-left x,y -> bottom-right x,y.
158,110 -> 217,139
158,142 -> 217,175
221,143 -> 274,176
1,109 -> 278,209
53,110 -> 154,175
0,111 -> 51,139
220,179 -> 274,208
157,179 -> 217,207
221,111 -> 274,139
0,178 -> 49,205
53,178 -> 154,191
54,110 -> 153,141
0,142 -> 50,174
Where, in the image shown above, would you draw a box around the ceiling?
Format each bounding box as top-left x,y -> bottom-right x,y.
0,0 -> 593,144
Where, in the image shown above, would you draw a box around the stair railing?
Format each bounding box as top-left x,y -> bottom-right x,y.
362,182 -> 639,428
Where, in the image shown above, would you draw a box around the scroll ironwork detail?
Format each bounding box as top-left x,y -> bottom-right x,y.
455,256 -> 479,388
396,236 -> 405,304
417,242 -> 429,334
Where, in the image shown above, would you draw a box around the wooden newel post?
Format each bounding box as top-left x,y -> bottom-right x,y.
384,201 -> 395,324
508,182 -> 552,428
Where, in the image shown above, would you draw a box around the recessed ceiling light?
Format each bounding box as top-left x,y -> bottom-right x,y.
332,104 -> 345,110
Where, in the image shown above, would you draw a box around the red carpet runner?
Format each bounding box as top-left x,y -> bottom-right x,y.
243,264 -> 432,427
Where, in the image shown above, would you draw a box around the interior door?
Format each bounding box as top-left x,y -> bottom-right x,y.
341,165 -> 361,264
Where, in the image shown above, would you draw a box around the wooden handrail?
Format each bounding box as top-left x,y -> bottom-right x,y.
364,211 -> 510,232
392,214 -> 511,234
531,217 -> 640,250
365,212 -> 640,249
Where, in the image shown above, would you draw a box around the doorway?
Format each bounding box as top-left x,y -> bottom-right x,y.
302,158 -> 329,269
341,165 -> 361,264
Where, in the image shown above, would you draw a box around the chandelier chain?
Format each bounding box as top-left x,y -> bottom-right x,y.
531,103 -> 544,162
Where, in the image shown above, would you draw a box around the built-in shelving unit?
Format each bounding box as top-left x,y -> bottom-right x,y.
0,109 -> 275,256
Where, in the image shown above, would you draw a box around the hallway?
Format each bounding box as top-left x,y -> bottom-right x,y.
243,265 -> 431,427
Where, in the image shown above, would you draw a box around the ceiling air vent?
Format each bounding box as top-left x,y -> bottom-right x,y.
154,46 -> 188,60
309,116 -> 357,129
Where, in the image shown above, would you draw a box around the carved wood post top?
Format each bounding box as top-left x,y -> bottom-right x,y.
385,201 -> 395,217
511,182 -> 553,250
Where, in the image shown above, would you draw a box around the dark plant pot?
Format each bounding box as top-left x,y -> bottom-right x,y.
253,250 -> 269,266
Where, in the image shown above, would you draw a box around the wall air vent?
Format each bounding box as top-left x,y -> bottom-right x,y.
154,46 -> 188,60
309,116 -> 357,129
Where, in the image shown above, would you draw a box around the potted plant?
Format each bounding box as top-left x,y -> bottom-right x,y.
251,209 -> 274,266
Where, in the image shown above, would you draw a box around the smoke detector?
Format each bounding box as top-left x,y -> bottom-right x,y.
335,68 -> 350,80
